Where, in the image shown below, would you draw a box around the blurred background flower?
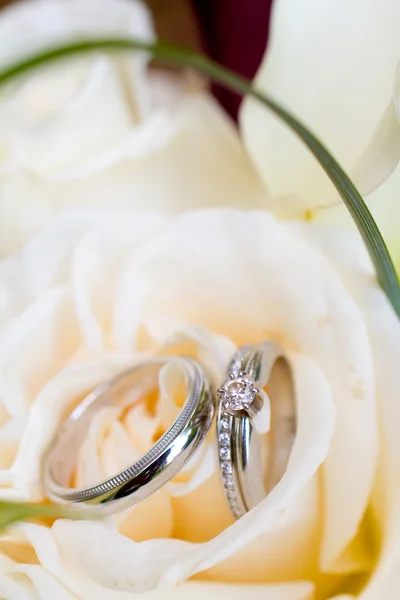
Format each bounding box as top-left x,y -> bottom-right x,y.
0,0 -> 273,118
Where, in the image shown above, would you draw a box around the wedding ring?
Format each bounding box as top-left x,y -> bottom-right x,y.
217,342 -> 296,519
43,357 -> 214,514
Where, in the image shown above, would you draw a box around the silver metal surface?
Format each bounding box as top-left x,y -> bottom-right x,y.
217,342 -> 297,519
43,357 -> 214,514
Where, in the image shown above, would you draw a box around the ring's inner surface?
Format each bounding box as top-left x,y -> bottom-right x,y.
262,357 -> 297,493
46,363 -> 170,488
235,353 -> 297,511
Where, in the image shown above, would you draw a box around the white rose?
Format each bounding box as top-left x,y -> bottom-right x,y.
0,205 -> 399,600
0,0 -> 265,257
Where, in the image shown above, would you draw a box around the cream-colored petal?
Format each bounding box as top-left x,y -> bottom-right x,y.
3,531 -> 315,600
0,288 -> 80,420
76,406 -> 121,488
118,490 -> 174,542
352,286 -> 400,600
123,402 -> 158,453
0,94 -> 266,256
157,361 -> 185,426
0,209 -> 102,329
292,222 -> 400,597
0,554 -> 37,600
149,581 -> 314,600
167,443 -> 216,498
0,0 -> 153,66
2,58 -> 136,173
159,324 -> 235,383
11,524 -> 109,600
0,0 -> 155,175
241,0 -> 400,209
70,213 -> 163,351
0,0 -> 153,257
9,564 -> 77,600
9,355 -> 134,499
351,99 -> 400,196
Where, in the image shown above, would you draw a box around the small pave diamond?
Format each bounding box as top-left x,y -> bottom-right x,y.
219,418 -> 230,430
219,431 -> 230,444
227,347 -> 250,375
220,447 -> 230,460
218,371 -> 258,412
223,474 -> 233,487
221,461 -> 232,474
228,358 -> 242,376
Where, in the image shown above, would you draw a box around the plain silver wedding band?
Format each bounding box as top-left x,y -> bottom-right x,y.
43,357 -> 214,514
217,342 -> 297,519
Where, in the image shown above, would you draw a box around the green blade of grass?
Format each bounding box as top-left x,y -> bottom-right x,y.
0,38 -> 397,315
0,500 -> 91,531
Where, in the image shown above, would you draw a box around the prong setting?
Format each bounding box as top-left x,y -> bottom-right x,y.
218,371 -> 258,414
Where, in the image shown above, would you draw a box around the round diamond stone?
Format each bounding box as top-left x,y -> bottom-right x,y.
220,372 -> 257,411
228,358 -> 242,376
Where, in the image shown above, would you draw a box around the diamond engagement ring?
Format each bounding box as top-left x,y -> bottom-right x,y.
217,342 -> 297,519
43,357 -> 214,514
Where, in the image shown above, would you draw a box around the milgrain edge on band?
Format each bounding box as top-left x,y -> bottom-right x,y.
43,357 -> 214,514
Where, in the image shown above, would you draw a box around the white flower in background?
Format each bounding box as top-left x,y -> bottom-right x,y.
0,0 -> 265,257
1,0 -> 400,599
241,0 -> 400,265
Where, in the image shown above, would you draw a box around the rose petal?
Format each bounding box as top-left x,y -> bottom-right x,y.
0,288 -> 81,420
0,0 -> 154,67
0,553 -> 37,600
7,355 -> 135,499
9,564 -> 77,600
292,222 -> 400,597
3,533 -> 315,600
0,209 -> 103,329
76,406 -> 122,488
240,0 -> 400,209
118,491 -> 174,542
159,324 -> 235,383
70,213 -> 163,351
0,0 -> 155,181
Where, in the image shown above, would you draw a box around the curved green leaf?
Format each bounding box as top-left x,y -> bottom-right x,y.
0,38 -> 398,316
0,500 -> 89,531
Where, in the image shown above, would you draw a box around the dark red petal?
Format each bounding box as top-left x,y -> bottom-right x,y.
191,0 -> 274,119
